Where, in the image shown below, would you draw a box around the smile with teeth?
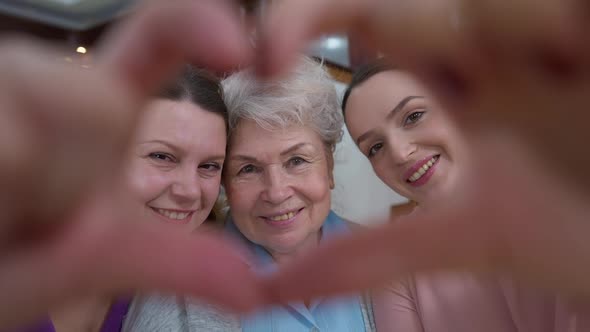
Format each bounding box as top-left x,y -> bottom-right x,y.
267,210 -> 297,221
408,155 -> 439,183
153,208 -> 191,220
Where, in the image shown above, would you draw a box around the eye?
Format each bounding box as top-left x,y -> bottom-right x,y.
149,152 -> 176,163
404,111 -> 425,125
368,143 -> 383,158
238,164 -> 258,175
200,163 -> 221,171
288,156 -> 308,167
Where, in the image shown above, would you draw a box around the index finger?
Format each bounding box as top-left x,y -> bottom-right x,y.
265,139 -> 590,302
99,0 -> 253,99
257,0 -> 469,78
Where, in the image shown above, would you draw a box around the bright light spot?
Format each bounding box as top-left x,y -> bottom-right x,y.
324,37 -> 344,49
76,46 -> 87,54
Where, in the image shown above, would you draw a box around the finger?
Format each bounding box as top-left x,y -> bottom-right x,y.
465,0 -> 582,54
265,207 -> 495,303
258,0 -> 494,122
54,189 -> 268,312
256,0 -> 371,77
0,192 -> 266,327
372,0 -> 584,109
0,39 -> 136,245
259,0 -> 586,106
99,0 -> 253,98
464,71 -> 590,191
266,137 -> 590,302
95,226 -> 267,312
0,230 -> 265,325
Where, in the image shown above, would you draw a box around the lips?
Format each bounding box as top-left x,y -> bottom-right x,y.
400,154 -> 441,190
406,155 -> 440,183
267,211 -> 296,221
260,208 -> 304,227
150,207 -> 195,224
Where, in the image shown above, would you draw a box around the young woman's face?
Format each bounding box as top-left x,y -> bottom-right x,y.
345,71 -> 467,205
125,99 -> 226,231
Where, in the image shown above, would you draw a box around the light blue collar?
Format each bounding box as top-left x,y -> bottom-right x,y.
223,210 -> 350,273
223,211 -> 365,331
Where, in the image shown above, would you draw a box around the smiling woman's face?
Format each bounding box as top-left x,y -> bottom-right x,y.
345,70 -> 466,205
125,99 -> 227,231
223,119 -> 333,258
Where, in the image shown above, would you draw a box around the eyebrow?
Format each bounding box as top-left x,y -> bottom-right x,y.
137,139 -> 178,151
356,95 -> 424,145
230,142 -> 312,163
280,142 -> 311,156
138,140 -> 225,161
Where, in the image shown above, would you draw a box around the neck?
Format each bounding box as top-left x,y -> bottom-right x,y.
50,296 -> 112,332
269,230 -> 321,265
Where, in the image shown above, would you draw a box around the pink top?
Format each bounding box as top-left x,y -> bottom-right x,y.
374,272 -> 590,332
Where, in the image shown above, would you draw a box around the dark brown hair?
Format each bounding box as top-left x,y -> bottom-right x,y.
157,65 -> 228,129
341,59 -> 396,117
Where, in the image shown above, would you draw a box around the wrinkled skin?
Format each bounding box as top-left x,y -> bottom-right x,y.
2,0 -> 590,327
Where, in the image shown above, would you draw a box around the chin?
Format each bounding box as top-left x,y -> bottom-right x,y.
191,219 -> 208,230
266,236 -> 301,252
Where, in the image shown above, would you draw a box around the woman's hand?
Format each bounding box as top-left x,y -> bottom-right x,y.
0,0 -> 263,327
257,0 -> 590,301
259,0 -> 590,187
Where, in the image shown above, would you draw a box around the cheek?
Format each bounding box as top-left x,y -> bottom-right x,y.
226,182 -> 258,214
373,161 -> 391,184
299,170 -> 332,211
373,161 -> 403,193
370,157 -> 415,197
371,155 -> 387,175
200,177 -> 222,209
422,113 -> 463,154
304,183 -> 331,231
440,127 -> 466,161
126,163 -> 171,203
306,179 -> 331,202
226,183 -> 267,237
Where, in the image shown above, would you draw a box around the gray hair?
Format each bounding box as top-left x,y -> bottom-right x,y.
221,57 -> 343,152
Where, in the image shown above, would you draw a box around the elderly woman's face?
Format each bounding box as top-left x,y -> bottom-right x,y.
224,119 -> 333,256
125,99 -> 226,231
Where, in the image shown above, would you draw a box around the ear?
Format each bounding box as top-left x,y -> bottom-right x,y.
325,148 -> 335,190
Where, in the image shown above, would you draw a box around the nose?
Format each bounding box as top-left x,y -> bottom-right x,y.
386,136 -> 417,167
260,165 -> 293,205
169,165 -> 202,206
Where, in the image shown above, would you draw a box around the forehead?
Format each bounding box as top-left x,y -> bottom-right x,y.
345,71 -> 428,137
228,119 -> 324,156
136,99 -> 226,149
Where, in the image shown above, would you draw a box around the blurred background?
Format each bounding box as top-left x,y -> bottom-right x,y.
0,0 -> 410,224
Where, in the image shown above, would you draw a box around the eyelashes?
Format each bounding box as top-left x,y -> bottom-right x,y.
403,110 -> 425,125
368,142 -> 383,158
149,152 -> 176,163
148,152 -> 222,173
236,156 -> 311,176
